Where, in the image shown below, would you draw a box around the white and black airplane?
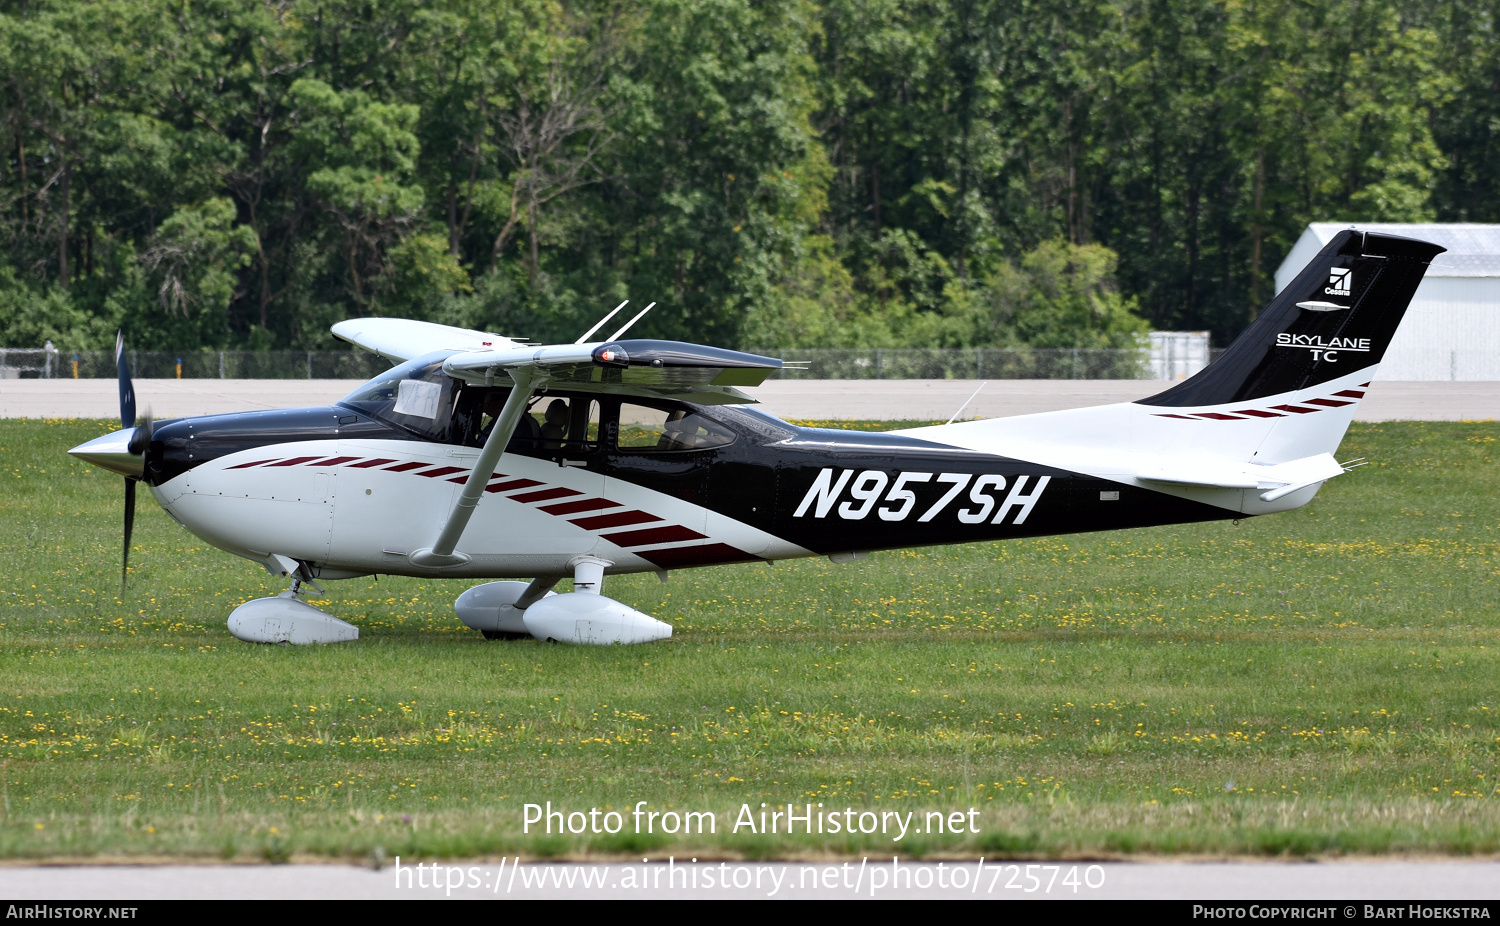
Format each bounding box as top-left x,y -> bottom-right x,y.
69,228 -> 1443,645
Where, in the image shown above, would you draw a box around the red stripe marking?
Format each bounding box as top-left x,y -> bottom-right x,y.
571,510 -> 663,531
1305,398 -> 1353,408
485,478 -> 543,494
384,461 -> 429,472
511,486 -> 582,504
305,456 -> 359,467
417,466 -> 466,479
349,458 -> 396,469
637,543 -> 760,569
1152,413 -> 1197,419
447,471 -> 509,486
269,456 -> 321,467
602,525 -> 707,547
1270,404 -> 1319,414
227,458 -> 279,469
1193,412 -> 1244,420
1230,409 -> 1284,418
1360,382 -> 1371,387
539,497 -> 622,516
1333,390 -> 1366,399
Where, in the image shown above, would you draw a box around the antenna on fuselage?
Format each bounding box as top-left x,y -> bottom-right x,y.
945,381 -> 988,425
607,301 -> 657,340
575,300 -> 629,344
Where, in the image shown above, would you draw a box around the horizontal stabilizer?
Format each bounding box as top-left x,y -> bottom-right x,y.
1136,467 -> 1260,490
1136,453 -> 1344,499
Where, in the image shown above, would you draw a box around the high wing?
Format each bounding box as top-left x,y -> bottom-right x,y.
440,338 -> 783,404
331,317 -> 526,363
333,317 -> 784,406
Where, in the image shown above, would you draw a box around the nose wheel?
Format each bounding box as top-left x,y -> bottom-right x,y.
287,561 -> 325,599
226,559 -> 356,645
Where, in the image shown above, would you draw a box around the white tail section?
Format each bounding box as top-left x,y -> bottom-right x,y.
898,364 -> 1378,516
897,229 -> 1447,517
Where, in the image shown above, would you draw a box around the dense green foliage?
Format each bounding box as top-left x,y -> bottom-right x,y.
0,0 -> 1486,351
3,418 -> 1499,858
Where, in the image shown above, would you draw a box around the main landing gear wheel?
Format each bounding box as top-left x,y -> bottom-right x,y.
456,578 -> 559,639
480,630 -> 529,641
455,557 -> 673,645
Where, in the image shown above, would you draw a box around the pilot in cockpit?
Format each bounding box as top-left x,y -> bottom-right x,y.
540,399 -> 569,449
478,390 -> 540,445
477,392 -> 574,450
659,410 -> 695,450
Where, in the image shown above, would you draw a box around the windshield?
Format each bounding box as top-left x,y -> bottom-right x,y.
337,352 -> 464,443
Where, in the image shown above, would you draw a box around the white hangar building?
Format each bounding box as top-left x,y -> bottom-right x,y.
1276,223 -> 1500,380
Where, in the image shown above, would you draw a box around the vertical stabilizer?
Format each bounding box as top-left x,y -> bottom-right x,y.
1140,229 -> 1444,408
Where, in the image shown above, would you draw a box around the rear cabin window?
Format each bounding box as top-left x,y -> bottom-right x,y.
617,403 -> 734,451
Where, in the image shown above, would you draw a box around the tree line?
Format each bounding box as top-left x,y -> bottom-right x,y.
0,0 -> 1489,352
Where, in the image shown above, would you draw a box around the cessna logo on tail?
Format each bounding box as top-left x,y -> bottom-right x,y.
1325,267 -> 1352,297
793,468 -> 1050,525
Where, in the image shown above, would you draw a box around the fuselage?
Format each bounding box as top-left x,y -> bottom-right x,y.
64,227 -> 1448,648
133,388 -> 1231,583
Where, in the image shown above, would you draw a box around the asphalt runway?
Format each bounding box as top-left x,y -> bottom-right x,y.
2,378 -> 1497,421
1,860 -> 1497,900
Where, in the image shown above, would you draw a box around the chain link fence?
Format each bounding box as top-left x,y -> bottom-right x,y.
756,347 -> 1156,380
0,348 -> 394,380
2,345 -> 1220,381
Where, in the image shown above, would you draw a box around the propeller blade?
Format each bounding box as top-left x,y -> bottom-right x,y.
115,331 -> 135,431
122,477 -> 135,594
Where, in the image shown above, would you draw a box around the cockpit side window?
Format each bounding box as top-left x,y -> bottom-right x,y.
460,389 -> 603,454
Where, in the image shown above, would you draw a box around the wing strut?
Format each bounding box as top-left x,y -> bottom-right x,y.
409,366 -> 543,568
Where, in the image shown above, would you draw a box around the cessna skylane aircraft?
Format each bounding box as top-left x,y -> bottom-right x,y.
69,228 -> 1442,645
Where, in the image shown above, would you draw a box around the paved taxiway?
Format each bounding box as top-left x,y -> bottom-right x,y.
2,860 -> 1498,900
1,378 -> 1496,421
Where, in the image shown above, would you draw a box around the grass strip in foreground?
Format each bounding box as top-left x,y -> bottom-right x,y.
1,418 -> 1497,859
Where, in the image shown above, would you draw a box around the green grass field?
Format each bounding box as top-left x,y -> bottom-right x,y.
2,417 -> 1499,861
